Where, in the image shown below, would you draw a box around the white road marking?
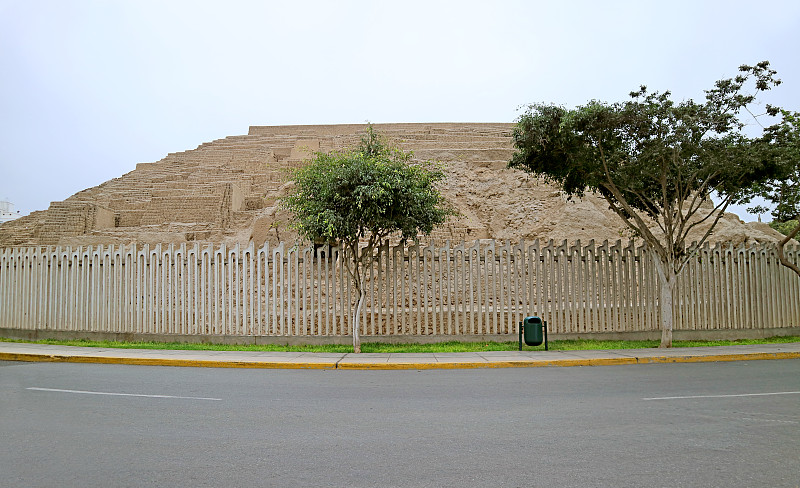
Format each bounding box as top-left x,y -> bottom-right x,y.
737,417 -> 798,424
643,391 -> 800,401
27,387 -> 222,401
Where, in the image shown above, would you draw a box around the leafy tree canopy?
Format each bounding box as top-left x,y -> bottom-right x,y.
510,62 -> 783,270
510,62 -> 787,347
282,126 -> 454,352
750,110 -> 800,275
750,110 -> 800,221
770,219 -> 799,238
284,127 -> 452,248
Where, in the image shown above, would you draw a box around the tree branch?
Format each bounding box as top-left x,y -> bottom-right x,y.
777,218 -> 800,277
600,182 -> 666,259
596,144 -> 666,261
681,190 -> 730,243
626,183 -> 665,233
660,154 -> 674,261
682,198 -> 733,272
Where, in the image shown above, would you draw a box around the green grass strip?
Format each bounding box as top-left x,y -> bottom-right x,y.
2,336 -> 798,353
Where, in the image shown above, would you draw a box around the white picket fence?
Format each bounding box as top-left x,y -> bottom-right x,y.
1,240 -> 799,338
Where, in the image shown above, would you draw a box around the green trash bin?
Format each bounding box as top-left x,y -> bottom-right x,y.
519,316 -> 548,350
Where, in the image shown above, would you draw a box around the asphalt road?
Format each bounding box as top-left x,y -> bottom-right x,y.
1,359 -> 799,487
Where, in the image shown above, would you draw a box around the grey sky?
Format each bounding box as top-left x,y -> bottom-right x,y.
1,0 -> 798,221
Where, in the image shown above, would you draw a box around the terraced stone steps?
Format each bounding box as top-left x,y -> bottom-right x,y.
1,123 -> 777,249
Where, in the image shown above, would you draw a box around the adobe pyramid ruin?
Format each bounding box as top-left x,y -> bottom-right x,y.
0,123 -> 784,248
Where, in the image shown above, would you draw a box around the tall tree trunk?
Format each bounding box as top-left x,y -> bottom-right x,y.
344,245 -> 365,354
352,288 -> 364,354
653,258 -> 676,348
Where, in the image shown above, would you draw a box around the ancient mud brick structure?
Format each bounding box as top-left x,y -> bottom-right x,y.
37,202 -> 115,242
0,123 -> 782,248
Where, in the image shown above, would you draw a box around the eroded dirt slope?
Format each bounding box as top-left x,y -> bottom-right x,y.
0,123 -> 783,249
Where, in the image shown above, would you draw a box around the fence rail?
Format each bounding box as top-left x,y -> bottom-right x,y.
1,240 -> 799,338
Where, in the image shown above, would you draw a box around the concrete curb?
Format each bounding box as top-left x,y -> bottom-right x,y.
0,352 -> 338,369
2,349 -> 799,370
336,351 -> 800,370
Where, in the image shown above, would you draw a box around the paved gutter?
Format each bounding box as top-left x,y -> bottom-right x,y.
2,342 -> 799,370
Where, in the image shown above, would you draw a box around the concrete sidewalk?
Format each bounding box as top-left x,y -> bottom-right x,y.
1,341 -> 799,370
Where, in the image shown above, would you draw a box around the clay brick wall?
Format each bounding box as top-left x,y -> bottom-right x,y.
1,123 -> 779,250
37,202 -> 114,244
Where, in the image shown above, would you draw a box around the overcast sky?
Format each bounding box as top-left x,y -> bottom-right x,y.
1,0 -> 798,221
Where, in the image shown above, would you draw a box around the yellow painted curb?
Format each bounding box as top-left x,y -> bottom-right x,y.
339,352 -> 800,369
638,351 -> 800,364
0,352 -> 337,369
2,350 -> 798,370
336,357 -> 641,369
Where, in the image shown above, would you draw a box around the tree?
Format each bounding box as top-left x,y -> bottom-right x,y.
510,62 -> 784,347
282,126 -> 454,353
750,110 -> 800,276
770,219 -> 799,238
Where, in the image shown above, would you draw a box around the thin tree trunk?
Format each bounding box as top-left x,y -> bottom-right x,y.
654,258 -> 676,348
352,288 -> 364,353
343,244 -> 365,354
659,275 -> 675,348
